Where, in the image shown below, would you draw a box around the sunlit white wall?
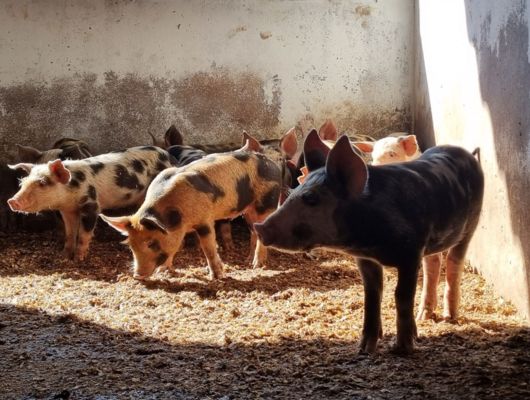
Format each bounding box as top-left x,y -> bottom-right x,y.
416,0 -> 530,318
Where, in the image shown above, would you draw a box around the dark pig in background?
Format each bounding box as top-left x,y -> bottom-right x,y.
102,148 -> 281,280
16,138 -> 93,164
254,131 -> 484,354
148,125 -> 184,150
7,146 -> 174,260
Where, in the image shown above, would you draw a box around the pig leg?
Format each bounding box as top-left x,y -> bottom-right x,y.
443,241 -> 470,322
393,262 -> 420,355
75,201 -> 100,261
358,258 -> 384,354
60,210 -> 80,260
196,222 -> 225,279
416,253 -> 442,321
244,211 -> 269,268
248,229 -> 258,261
217,220 -> 234,250
251,234 -> 268,269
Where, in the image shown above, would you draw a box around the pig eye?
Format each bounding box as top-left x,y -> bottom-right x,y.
389,151 -> 397,158
38,178 -> 50,187
301,191 -> 319,206
147,239 -> 161,252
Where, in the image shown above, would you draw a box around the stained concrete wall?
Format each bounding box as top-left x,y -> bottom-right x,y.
414,0 -> 530,319
0,0 -> 414,163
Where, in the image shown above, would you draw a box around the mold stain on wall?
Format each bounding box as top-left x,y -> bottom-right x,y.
0,67 -> 282,162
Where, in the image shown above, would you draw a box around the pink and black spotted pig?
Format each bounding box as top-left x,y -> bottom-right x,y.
255,131 -> 484,354
7,146 -> 174,261
102,147 -> 281,280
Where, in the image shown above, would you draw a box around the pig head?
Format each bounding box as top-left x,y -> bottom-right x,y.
255,131 -> 484,354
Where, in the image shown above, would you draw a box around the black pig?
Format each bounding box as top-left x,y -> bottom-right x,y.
254,131 -> 484,354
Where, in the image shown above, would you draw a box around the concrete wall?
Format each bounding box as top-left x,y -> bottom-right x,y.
0,0 -> 414,162
414,0 -> 530,318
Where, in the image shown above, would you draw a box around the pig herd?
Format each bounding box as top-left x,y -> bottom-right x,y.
6,121 -> 484,355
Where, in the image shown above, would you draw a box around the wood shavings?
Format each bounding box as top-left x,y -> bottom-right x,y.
0,223 -> 528,399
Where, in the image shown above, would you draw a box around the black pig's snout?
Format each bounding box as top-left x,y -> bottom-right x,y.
254,222 -> 272,246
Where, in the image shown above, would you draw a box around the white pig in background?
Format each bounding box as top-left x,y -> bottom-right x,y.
353,133 -> 421,165
7,146 -> 174,261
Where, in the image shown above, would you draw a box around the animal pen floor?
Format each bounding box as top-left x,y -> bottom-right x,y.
0,221 -> 529,400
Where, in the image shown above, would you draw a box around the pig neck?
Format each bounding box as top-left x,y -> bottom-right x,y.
331,166 -> 425,266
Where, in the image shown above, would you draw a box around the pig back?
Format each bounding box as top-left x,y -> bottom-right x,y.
140,151 -> 282,228
61,146 -> 172,210
364,145 -> 484,256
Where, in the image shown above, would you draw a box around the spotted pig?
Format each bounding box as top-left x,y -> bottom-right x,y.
7,146 -> 174,260
102,148 -> 281,280
255,131 -> 484,354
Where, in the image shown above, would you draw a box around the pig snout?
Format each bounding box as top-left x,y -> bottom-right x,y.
253,222 -> 274,246
7,197 -> 26,212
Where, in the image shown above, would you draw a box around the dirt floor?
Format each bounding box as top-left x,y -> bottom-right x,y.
0,220 -> 529,400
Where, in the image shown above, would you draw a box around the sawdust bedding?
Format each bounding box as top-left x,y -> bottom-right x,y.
0,220 -> 529,400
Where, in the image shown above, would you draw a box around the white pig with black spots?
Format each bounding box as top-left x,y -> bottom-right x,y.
8,146 -> 174,261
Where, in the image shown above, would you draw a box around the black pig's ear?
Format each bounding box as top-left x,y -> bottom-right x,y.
326,135 -> 368,198
165,125 -> 183,147
303,129 -> 330,172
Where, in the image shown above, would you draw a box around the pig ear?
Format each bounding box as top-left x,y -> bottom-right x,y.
303,129 -> 330,172
48,159 -> 71,184
8,162 -> 34,175
139,216 -> 168,234
352,141 -> 375,153
326,135 -> 368,198
318,119 -> 338,141
100,215 -> 132,235
165,125 -> 183,147
398,135 -> 419,157
61,143 -> 84,160
16,144 -> 43,163
280,127 -> 298,159
241,131 -> 262,152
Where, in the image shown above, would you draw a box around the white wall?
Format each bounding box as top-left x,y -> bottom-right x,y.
0,0 -> 414,158
415,0 -> 530,318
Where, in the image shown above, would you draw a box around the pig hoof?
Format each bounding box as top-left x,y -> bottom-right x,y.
416,308 -> 437,321
133,274 -> 147,281
74,253 -> 87,262
359,336 -> 379,354
63,249 -> 75,260
358,344 -> 378,355
390,340 -> 415,355
209,266 -> 226,280
442,314 -> 458,324
210,272 -> 226,280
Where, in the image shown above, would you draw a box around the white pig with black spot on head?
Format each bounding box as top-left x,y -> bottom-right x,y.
7,146 -> 174,261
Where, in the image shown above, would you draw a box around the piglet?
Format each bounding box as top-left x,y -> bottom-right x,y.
353,133 -> 421,165
102,147 -> 281,280
16,137 -> 92,164
254,131 -> 484,354
8,146 -> 174,260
